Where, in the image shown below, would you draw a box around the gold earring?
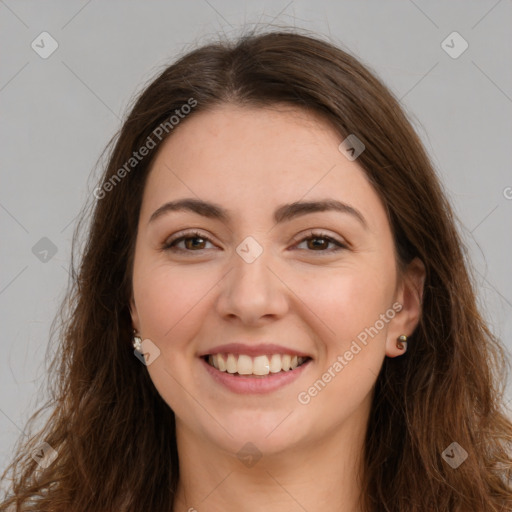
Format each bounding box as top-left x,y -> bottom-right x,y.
396,335 -> 408,351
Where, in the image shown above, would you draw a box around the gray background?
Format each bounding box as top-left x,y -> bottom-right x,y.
1,0 -> 511,472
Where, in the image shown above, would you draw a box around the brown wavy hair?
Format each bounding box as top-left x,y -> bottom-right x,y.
1,28 -> 511,512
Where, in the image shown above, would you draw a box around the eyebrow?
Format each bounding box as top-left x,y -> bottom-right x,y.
148,197 -> 368,228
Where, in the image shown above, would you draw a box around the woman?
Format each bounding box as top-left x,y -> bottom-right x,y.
1,29 -> 511,512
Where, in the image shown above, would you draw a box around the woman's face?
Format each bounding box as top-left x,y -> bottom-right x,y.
130,104 -> 423,456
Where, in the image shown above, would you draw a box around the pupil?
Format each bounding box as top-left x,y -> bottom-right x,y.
309,237 -> 327,250
187,237 -> 204,250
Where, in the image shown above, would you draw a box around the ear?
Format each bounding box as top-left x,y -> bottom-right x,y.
385,257 -> 426,358
129,294 -> 141,333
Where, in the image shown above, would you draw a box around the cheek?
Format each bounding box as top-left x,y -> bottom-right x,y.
132,258 -> 214,341
294,269 -> 394,419
132,261 -> 214,410
300,262 -> 396,342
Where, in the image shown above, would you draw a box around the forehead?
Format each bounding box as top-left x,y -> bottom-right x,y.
152,103 -> 342,175
140,104 -> 386,231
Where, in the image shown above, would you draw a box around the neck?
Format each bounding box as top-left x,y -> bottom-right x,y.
172,407 -> 369,512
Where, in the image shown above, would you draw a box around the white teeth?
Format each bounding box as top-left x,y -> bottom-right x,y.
217,354 -> 227,372
207,353 -> 307,375
253,355 -> 271,375
237,355 -> 253,375
226,354 -> 237,374
269,354 -> 282,373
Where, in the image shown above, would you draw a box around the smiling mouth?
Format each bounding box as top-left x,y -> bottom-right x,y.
202,353 -> 311,377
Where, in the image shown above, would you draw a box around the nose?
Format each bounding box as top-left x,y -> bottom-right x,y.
215,244 -> 289,326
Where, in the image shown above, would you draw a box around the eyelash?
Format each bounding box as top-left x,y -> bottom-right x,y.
162,230 -> 347,254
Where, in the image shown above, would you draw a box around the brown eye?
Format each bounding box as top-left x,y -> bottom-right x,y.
294,232 -> 346,253
163,231 -> 214,252
305,237 -> 330,250
182,236 -> 207,250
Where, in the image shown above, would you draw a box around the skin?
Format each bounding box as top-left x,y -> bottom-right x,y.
130,104 -> 425,512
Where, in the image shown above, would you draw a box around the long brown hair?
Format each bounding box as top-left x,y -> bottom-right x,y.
2,28 -> 511,512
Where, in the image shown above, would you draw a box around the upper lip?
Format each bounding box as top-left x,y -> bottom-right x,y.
199,343 -> 312,358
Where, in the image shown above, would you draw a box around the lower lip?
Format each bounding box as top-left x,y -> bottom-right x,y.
200,357 -> 311,394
